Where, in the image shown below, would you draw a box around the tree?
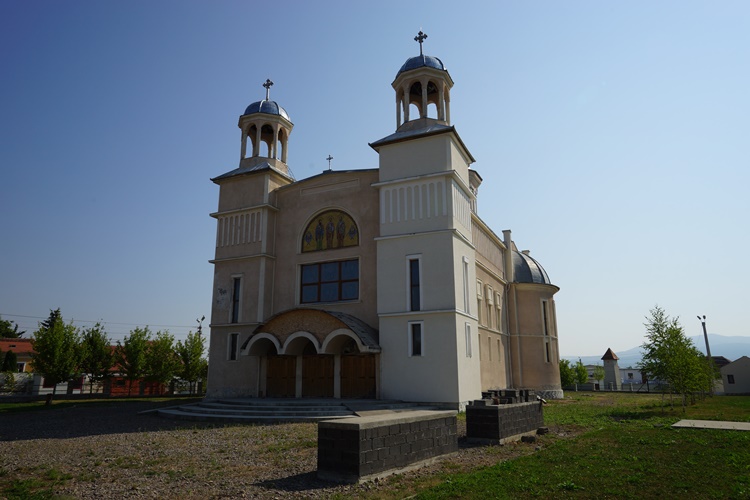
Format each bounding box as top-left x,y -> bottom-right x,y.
2,349 -> 18,372
559,359 -> 575,388
176,331 -> 207,395
145,330 -> 181,394
574,360 -> 588,385
639,305 -> 712,411
115,327 -> 151,397
0,316 -> 25,338
31,309 -> 81,404
592,365 -> 605,387
79,323 -> 114,394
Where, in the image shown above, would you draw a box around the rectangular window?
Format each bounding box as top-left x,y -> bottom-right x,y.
231,277 -> 242,323
488,337 -> 492,361
409,322 -> 423,357
496,292 -> 503,333
300,259 -> 359,304
542,300 -> 549,336
462,257 -> 470,314
408,256 -> 421,311
16,362 -> 25,373
545,340 -> 551,363
465,323 -> 472,358
486,285 -> 493,329
229,333 -> 239,361
728,374 -> 735,384
476,280 -> 483,325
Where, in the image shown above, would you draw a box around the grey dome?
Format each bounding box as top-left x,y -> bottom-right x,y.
512,250 -> 553,285
397,55 -> 446,76
243,100 -> 290,121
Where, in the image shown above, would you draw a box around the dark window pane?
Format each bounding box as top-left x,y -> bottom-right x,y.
341,260 -> 358,280
301,285 -> 318,303
411,288 -> 420,311
321,262 -> 339,282
320,283 -> 339,302
409,259 -> 420,285
341,281 -> 359,300
411,324 -> 422,356
301,265 -> 319,284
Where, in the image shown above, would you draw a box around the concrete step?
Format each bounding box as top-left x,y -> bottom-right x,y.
157,408 -> 355,424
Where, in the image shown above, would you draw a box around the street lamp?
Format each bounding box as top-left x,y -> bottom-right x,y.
197,315 -> 205,340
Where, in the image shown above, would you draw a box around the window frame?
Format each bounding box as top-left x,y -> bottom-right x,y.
406,254 -> 422,312
228,333 -> 239,361
408,321 -> 424,357
299,258 -> 359,304
465,323 -> 472,358
230,275 -> 242,324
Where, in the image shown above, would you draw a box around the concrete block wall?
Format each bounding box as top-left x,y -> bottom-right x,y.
317,410 -> 457,483
466,400 -> 544,442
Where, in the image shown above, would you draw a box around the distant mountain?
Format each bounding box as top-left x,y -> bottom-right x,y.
564,334 -> 750,368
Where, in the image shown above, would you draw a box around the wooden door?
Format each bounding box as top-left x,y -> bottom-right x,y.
301,355 -> 334,398
266,356 -> 296,398
341,354 -> 376,399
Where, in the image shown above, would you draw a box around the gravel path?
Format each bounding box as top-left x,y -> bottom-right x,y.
1,399 -> 563,498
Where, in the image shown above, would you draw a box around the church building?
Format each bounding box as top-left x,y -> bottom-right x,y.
206,33 -> 563,407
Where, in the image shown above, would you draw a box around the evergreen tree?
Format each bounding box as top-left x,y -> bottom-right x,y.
80,323 -> 114,394
31,309 -> 81,404
145,330 -> 181,394
0,316 -> 25,338
115,327 -> 150,397
2,350 -> 18,372
176,331 -> 207,395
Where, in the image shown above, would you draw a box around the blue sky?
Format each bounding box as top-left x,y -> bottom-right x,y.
1,1 -> 748,355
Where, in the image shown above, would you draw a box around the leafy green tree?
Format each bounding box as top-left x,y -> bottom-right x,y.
145,330 -> 181,394
115,327 -> 151,397
2,349 -> 18,372
0,316 -> 25,338
559,359 -> 575,388
592,365 -> 605,387
31,309 -> 81,404
639,305 -> 712,411
176,331 -> 207,395
79,323 -> 114,394
574,360 -> 588,385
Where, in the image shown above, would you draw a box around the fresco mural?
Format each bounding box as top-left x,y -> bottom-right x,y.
302,210 -> 359,253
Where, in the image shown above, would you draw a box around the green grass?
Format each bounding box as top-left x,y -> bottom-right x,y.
414,393 -> 750,499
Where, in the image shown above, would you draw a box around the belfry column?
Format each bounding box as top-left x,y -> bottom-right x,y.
240,129 -> 248,159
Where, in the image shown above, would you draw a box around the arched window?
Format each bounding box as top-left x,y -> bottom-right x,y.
301,209 -> 359,253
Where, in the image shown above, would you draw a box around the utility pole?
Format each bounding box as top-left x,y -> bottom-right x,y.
697,315 -> 713,396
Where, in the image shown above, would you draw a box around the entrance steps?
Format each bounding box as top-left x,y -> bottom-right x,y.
153,398 -> 437,424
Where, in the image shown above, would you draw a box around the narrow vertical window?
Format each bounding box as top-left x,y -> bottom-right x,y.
486,285 -> 493,329
728,374 -> 735,384
465,323 -> 472,358
488,336 -> 492,361
462,257 -> 470,313
409,322 -> 423,357
545,340 -> 551,363
229,333 -> 239,361
476,281 -> 483,325
408,257 -> 421,311
542,300 -> 549,337
231,277 -> 242,323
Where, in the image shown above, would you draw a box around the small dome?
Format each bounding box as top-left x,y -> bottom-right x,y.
512,250 -> 553,285
397,55 -> 446,76
243,100 -> 290,121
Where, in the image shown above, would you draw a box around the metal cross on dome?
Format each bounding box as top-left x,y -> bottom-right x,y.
326,155 -> 333,171
414,30 -> 428,55
263,79 -> 273,100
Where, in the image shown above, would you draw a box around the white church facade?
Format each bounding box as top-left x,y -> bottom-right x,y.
206,34 -> 563,407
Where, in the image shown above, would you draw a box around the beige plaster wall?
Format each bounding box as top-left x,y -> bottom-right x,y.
377,135 -> 470,184
206,327 -> 258,398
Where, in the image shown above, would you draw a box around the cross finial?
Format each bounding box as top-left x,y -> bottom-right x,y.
414,30 -> 428,55
326,155 -> 333,171
263,79 -> 273,100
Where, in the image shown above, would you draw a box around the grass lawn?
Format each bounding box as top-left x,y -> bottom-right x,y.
414,393 -> 750,499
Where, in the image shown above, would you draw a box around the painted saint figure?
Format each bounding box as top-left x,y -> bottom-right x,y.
315,219 -> 324,250
325,217 -> 335,248
336,216 -> 346,247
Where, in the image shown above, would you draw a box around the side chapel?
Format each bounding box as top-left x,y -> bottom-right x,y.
206,33 -> 563,407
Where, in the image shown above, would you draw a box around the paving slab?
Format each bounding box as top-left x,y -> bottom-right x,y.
672,419 -> 750,431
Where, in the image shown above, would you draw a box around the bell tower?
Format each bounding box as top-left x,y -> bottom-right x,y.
371,33 -> 481,408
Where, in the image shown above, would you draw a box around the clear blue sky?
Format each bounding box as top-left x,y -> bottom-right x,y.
2,1 -> 748,355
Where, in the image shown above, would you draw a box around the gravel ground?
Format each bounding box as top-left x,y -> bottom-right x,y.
1,399 -> 568,499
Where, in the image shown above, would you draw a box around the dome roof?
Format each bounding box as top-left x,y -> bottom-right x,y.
397,54 -> 446,76
243,100 -> 290,121
512,250 -> 553,285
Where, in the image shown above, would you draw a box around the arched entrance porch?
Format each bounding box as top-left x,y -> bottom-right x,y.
242,309 -> 380,399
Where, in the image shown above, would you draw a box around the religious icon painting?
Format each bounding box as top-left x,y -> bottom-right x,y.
301,210 -> 359,253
